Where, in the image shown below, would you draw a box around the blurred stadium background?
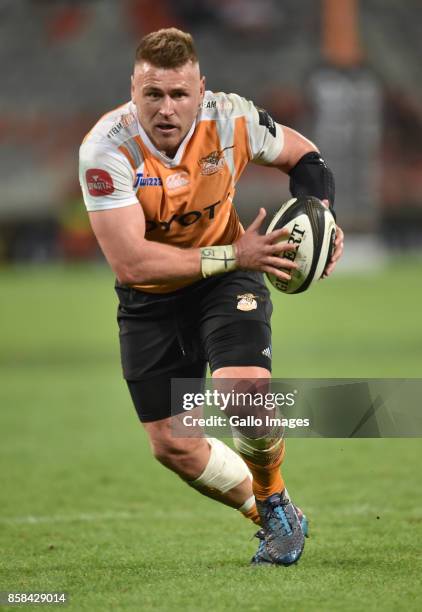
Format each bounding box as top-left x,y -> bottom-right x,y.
1,0 -> 422,261
1,1 -> 422,610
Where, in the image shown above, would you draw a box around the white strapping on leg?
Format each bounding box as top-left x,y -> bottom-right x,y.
238,495 -> 256,513
189,437 -> 251,494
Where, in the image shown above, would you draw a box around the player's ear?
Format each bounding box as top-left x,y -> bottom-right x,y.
199,76 -> 206,101
131,74 -> 135,102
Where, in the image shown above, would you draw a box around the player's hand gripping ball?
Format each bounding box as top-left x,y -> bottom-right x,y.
266,196 -> 336,294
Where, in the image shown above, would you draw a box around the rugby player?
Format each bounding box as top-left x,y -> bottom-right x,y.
79,28 -> 344,566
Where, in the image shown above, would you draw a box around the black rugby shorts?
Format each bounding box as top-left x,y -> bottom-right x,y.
115,270 -> 273,422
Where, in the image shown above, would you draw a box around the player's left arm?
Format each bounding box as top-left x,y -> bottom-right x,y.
267,125 -> 344,278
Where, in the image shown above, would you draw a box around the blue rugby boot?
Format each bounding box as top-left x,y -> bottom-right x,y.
295,505 -> 309,539
251,505 -> 308,565
251,528 -> 272,564
252,490 -> 306,566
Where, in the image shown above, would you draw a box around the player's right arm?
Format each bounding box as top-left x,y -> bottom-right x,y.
89,204 -> 202,284
89,204 -> 297,285
80,143 -> 297,285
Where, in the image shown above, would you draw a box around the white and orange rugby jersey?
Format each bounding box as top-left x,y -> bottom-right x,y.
79,91 -> 284,293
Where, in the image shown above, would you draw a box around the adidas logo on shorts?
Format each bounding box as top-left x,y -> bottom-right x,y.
261,346 -> 272,359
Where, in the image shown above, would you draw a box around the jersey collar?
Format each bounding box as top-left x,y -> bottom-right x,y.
131,102 -> 197,168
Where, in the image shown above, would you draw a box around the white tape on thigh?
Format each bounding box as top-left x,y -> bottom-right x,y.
190,438 -> 251,494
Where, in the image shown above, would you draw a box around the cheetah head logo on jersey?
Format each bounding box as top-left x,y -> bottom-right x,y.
198,146 -> 234,175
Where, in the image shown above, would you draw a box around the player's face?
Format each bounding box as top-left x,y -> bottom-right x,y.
132,61 -> 205,157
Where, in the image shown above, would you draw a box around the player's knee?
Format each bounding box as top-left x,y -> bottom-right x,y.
149,436 -> 179,464
212,367 -> 271,406
150,435 -> 204,469
213,371 -> 271,437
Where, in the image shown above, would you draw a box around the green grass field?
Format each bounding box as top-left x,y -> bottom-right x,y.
1,260 -> 422,611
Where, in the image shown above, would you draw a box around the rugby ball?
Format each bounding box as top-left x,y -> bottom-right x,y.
265,196 -> 336,294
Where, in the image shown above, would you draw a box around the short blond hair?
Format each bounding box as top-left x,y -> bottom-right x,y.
135,28 -> 198,69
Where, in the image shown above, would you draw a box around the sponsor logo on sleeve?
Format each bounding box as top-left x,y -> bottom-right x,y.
200,99 -> 233,112
257,108 -> 276,137
107,113 -> 136,139
202,99 -> 217,110
86,168 -> 114,196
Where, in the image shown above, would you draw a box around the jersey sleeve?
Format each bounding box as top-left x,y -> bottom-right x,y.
79,140 -> 138,212
229,94 -> 284,165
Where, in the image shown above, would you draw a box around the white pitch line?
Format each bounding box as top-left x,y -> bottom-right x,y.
0,510 -> 146,525
0,508 -> 198,525
1,506 -> 420,526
